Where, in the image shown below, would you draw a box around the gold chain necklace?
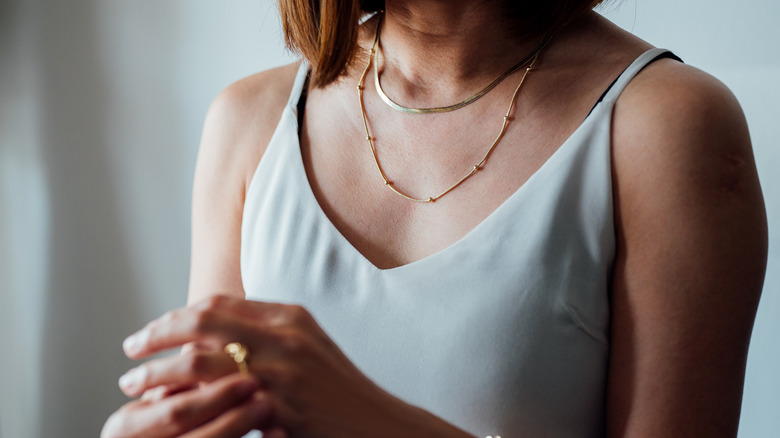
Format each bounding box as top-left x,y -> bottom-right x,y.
373,15 -> 552,114
357,22 -> 541,203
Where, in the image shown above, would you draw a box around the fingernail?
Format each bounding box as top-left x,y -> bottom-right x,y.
123,330 -> 148,355
119,367 -> 146,393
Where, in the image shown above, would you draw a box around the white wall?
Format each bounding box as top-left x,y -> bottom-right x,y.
0,0 -> 776,436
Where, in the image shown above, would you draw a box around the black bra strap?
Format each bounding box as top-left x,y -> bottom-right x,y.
296,71 -> 311,136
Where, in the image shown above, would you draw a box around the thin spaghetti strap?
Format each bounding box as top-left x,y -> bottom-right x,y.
598,48 -> 682,106
286,60 -> 311,109
586,51 -> 682,118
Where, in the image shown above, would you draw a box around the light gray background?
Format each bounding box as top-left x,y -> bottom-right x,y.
0,0 -> 777,436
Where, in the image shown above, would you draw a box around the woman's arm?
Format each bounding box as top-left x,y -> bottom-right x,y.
607,59 -> 767,437
187,63 -> 299,305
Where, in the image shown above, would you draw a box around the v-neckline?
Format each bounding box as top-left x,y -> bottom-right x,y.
277,48 -> 672,273
288,101 -> 608,274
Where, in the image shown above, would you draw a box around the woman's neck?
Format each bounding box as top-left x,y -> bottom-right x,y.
375,0 -> 546,101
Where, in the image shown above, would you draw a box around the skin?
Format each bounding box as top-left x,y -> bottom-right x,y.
101,0 -> 767,437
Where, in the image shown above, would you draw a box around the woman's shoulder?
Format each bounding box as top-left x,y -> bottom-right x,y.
209,60 -> 301,127
612,57 -> 754,203
198,61 -> 302,191
579,9 -> 757,207
610,38 -> 763,245
581,12 -> 745,145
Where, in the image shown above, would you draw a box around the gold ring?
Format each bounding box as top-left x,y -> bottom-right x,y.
224,342 -> 249,374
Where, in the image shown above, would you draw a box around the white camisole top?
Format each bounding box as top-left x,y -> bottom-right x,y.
241,48 -> 675,437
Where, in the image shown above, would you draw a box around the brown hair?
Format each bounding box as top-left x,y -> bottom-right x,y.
278,0 -> 604,87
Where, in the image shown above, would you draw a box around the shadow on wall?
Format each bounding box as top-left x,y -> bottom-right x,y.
36,0 -> 142,435
33,0 -> 162,435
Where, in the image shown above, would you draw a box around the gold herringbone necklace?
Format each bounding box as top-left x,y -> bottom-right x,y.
357,21 -> 541,203
373,21 -> 551,114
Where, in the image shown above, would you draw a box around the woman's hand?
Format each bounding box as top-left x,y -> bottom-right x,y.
106,295 -> 473,438
101,372 -> 285,438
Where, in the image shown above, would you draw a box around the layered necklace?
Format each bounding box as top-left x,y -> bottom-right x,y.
357,15 -> 551,203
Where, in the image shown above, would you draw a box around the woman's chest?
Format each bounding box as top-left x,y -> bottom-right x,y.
299,85 -> 584,269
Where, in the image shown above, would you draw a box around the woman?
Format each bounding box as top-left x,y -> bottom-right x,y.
102,0 -> 767,437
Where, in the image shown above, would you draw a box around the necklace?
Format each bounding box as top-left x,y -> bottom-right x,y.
373,15 -> 552,114
357,22 -> 542,203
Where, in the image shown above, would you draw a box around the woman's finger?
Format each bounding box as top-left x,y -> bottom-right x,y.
178,393 -> 275,438
123,310 -> 255,358
192,296 -> 312,328
123,298 -> 320,360
103,373 -> 259,438
119,350 -> 237,398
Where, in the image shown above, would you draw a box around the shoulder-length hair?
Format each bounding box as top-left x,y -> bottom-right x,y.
278,0 -> 604,87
